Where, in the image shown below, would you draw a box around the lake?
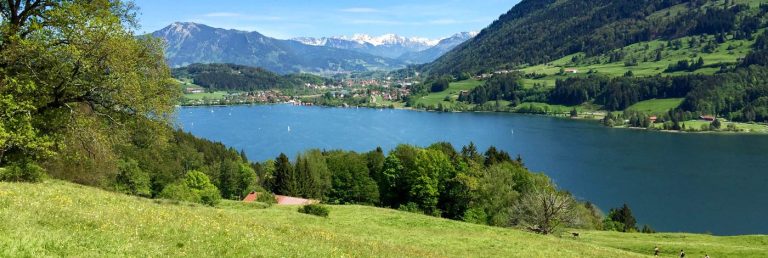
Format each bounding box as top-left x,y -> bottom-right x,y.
177,104 -> 768,235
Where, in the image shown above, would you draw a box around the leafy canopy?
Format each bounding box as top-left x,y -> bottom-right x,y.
0,0 -> 179,165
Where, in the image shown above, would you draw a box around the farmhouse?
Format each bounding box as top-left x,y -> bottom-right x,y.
243,192 -> 319,205
700,115 -> 716,121
564,68 -> 579,74
185,88 -> 204,94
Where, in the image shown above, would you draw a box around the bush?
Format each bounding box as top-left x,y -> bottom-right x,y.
0,162 -> 47,183
159,182 -> 199,203
114,159 -> 151,197
462,208 -> 488,225
298,204 -> 329,217
256,191 -> 277,204
397,202 -> 423,214
159,170 -> 221,206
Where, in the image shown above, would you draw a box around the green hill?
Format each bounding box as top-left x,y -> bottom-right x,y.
425,0 -> 765,75
173,63 -> 330,92
404,0 -> 768,126
2,180 -> 766,257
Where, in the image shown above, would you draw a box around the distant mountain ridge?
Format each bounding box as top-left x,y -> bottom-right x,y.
398,32 -> 479,64
292,32 -> 477,63
152,22 -> 405,74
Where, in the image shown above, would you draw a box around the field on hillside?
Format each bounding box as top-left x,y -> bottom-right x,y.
519,30 -> 760,88
2,181 -> 767,257
415,79 -> 483,107
627,98 -> 685,114
184,91 -> 229,100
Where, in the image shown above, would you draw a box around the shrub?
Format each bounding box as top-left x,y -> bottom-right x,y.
710,119 -> 722,130
114,159 -> 151,197
298,204 -> 329,217
641,224 -> 656,234
256,191 -> 277,204
159,182 -> 199,203
159,170 -> 221,206
462,208 -> 488,225
397,202 -> 423,214
0,162 -> 47,183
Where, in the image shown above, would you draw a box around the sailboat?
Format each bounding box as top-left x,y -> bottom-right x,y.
287,126 -> 291,132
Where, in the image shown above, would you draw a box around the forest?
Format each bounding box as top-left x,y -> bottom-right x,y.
425,0 -> 764,75
448,29 -> 768,122
173,63 -> 331,91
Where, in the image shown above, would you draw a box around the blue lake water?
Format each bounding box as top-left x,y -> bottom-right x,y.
177,104 -> 768,235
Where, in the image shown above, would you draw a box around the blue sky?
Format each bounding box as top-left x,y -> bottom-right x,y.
133,0 -> 521,39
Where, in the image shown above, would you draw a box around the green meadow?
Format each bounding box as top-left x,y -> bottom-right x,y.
415,79 -> 483,107
2,180 -> 767,257
627,98 -> 685,114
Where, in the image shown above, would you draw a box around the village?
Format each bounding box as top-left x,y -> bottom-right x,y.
181,77 -> 419,107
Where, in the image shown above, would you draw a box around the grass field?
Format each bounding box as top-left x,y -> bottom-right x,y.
627,98 -> 685,114
519,30 -> 759,88
184,91 -> 229,100
652,120 -> 768,133
415,79 -> 483,108
2,180 -> 767,257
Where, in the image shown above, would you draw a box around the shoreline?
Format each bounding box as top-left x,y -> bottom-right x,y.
179,102 -> 768,135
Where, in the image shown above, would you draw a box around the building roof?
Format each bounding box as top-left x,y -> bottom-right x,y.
242,192 -> 319,205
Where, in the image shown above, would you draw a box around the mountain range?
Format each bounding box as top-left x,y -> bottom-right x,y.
152,22 -> 405,74
151,22 -> 475,74
292,32 -> 476,63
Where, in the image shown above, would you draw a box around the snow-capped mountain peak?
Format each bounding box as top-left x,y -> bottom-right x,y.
289,32 -> 475,63
292,37 -> 328,46
336,33 -> 439,47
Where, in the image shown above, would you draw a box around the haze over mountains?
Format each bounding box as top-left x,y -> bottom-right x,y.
291,32 -> 477,63
151,22 -> 476,74
152,22 -> 404,74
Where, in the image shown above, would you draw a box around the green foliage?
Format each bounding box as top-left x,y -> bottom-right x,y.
641,224 -> 656,234
324,151 -> 379,205
0,0 -> 179,167
114,159 -> 151,197
160,170 -> 221,206
397,202 -> 423,214
426,0 -> 761,75
13,181 -> 766,257
462,208 -> 488,225
608,204 -> 639,232
710,118 -> 722,129
0,161 -> 46,183
255,190 -> 277,204
173,63 -> 332,91
298,204 -> 330,218
429,77 -> 452,92
273,153 -> 299,196
294,150 -> 332,199
513,189 -> 578,235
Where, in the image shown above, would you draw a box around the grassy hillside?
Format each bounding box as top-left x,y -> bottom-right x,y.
2,181 -> 767,257
425,0 -> 765,75
518,31 -> 761,89
627,98 -> 685,114
414,79 -> 483,107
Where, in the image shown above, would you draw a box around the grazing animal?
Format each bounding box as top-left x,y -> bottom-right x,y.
571,232 -> 580,238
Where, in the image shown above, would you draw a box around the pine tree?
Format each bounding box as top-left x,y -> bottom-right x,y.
610,204 -> 638,232
274,153 -> 298,196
